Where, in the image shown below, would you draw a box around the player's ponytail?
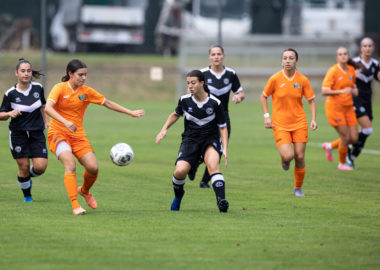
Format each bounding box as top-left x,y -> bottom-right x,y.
16,58 -> 44,79
61,59 -> 87,82
186,69 -> 210,94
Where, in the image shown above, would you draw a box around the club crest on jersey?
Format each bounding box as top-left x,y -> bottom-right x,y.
78,94 -> 88,101
293,83 -> 301,89
206,107 -> 214,115
349,76 -> 353,80
223,78 -> 230,85
33,92 -> 40,99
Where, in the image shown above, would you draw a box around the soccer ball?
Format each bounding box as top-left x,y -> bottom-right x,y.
110,143 -> 134,166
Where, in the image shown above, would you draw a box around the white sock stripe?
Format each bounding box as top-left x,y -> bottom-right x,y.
18,180 -> 31,189
172,176 -> 186,185
362,127 -> 373,135
29,166 -> 38,177
211,173 -> 224,184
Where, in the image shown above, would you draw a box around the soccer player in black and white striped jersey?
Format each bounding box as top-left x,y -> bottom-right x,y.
0,59 -> 49,202
347,37 -> 380,166
156,70 -> 229,212
189,45 -> 245,188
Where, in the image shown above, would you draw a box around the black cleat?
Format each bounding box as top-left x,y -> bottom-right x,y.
199,181 -> 211,188
217,199 -> 229,213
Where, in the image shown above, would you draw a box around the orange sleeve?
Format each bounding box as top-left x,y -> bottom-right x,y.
303,76 -> 315,100
47,83 -> 63,104
263,75 -> 276,97
86,86 -> 105,105
322,66 -> 336,88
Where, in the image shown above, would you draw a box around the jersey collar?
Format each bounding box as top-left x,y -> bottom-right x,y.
281,70 -> 297,81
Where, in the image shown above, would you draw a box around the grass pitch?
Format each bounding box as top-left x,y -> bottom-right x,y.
0,101 -> 379,270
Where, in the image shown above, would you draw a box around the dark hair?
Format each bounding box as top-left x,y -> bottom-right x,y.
16,58 -> 43,79
347,58 -> 359,69
186,69 -> 210,94
61,59 -> 87,82
209,44 -> 224,54
282,48 -> 298,61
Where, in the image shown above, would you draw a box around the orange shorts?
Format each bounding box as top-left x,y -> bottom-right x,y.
325,102 -> 358,127
273,126 -> 308,147
47,131 -> 94,160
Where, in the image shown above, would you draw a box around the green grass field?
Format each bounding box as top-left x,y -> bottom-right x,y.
0,100 -> 379,270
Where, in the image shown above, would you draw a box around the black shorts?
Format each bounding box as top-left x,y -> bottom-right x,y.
9,130 -> 48,159
353,100 -> 373,121
175,136 -> 222,168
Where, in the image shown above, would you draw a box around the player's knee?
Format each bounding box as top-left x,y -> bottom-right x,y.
362,127 -> 373,136
33,165 -> 47,175
86,166 -> 98,175
294,152 -> 304,162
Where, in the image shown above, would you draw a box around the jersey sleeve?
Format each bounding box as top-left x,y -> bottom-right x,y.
174,98 -> 183,116
47,83 -> 62,104
215,102 -> 227,127
231,73 -> 242,94
302,76 -> 315,100
40,86 -> 46,106
86,87 -> 105,105
322,67 -> 336,88
375,62 -> 380,82
262,75 -> 276,97
0,94 -> 11,112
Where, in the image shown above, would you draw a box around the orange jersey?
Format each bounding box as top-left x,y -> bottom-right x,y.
47,82 -> 105,135
263,70 -> 315,131
322,64 -> 356,106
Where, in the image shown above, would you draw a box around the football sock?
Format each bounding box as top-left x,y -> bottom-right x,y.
351,131 -> 369,159
64,173 -> 80,209
172,176 -> 185,198
81,170 -> 98,194
338,144 -> 348,165
331,138 -> 341,149
18,176 -> 32,197
29,166 -> 42,177
200,167 -> 211,184
211,173 -> 225,203
294,167 -> 306,189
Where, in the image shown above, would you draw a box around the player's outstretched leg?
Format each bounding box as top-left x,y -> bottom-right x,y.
211,173 -> 228,212
199,167 -> 211,188
171,176 -> 185,211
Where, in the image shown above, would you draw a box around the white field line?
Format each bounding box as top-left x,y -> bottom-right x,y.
308,142 -> 380,155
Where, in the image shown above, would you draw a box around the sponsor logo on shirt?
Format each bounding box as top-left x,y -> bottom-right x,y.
63,95 -> 70,99
280,83 -> 286,88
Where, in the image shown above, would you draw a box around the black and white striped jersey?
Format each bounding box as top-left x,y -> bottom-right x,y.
174,93 -> 226,140
201,66 -> 243,117
353,56 -> 380,101
0,82 -> 46,131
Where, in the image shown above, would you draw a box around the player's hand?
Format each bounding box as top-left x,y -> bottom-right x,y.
351,85 -> 359,96
155,130 -> 166,144
264,117 -> 272,129
223,151 -> 228,168
310,120 -> 318,131
130,109 -> 145,118
65,121 -> 77,133
232,94 -> 242,104
8,110 -> 21,118
44,121 -> 50,129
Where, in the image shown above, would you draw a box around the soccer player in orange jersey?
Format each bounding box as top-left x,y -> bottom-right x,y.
260,48 -> 317,197
321,47 -> 358,171
45,59 -> 145,215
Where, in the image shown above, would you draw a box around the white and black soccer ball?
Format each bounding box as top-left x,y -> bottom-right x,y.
110,143 -> 134,166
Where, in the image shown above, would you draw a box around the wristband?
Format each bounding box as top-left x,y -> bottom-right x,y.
264,113 -> 270,118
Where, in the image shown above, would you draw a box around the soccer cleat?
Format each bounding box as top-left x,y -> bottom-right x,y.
338,163 -> 354,171
24,196 -> 33,203
217,199 -> 229,213
170,196 -> 183,211
73,206 -> 87,215
322,142 -> 333,162
346,153 -> 355,169
78,187 -> 98,209
199,181 -> 211,189
282,162 -> 290,171
294,188 -> 304,197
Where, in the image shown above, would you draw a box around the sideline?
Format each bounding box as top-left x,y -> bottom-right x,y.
308,142 -> 380,155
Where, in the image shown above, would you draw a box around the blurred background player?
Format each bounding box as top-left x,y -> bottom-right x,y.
156,70 -> 229,212
260,48 -> 317,197
321,47 -> 358,170
0,59 -> 49,202
45,59 -> 145,215
188,45 -> 244,188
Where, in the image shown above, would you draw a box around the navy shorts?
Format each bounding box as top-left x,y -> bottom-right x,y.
354,101 -> 373,121
9,130 -> 48,159
175,136 -> 222,168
